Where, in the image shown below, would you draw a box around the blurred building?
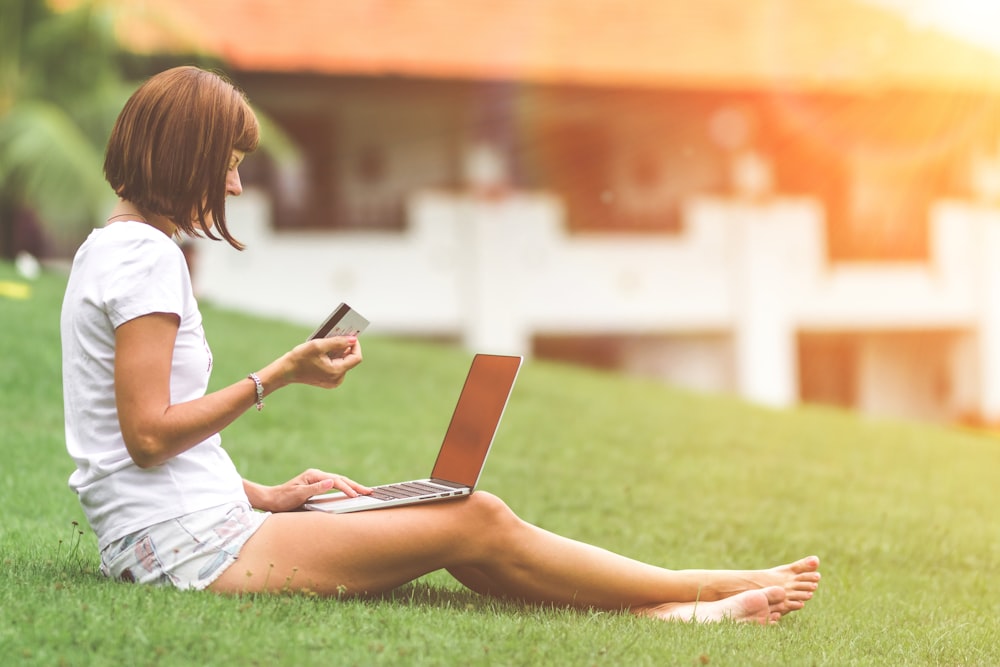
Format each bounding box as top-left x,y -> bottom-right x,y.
109,0 -> 1000,424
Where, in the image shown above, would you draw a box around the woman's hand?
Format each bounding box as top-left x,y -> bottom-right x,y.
244,469 -> 373,513
265,335 -> 363,392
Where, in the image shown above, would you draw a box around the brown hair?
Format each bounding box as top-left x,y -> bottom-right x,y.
104,66 -> 260,249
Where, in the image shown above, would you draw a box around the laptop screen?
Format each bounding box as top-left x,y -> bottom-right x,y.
430,354 -> 522,487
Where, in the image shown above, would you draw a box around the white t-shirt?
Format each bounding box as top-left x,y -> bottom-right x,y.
61,221 -> 247,549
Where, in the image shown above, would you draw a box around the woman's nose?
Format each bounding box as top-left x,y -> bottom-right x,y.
227,169 -> 243,197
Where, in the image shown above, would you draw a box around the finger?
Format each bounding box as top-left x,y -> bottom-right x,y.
318,334 -> 357,348
314,474 -> 366,498
325,474 -> 372,497
345,478 -> 373,495
299,468 -> 336,484
328,476 -> 360,498
315,335 -> 358,358
334,340 -> 362,365
323,355 -> 361,386
342,348 -> 363,368
299,477 -> 344,500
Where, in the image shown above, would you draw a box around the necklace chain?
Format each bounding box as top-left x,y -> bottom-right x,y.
106,212 -> 147,223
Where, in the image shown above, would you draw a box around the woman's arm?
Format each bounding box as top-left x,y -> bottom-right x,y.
114,312 -> 362,468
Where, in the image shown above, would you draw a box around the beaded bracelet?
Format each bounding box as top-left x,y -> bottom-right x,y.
248,372 -> 264,411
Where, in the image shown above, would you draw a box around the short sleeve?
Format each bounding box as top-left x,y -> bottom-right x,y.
104,235 -> 191,329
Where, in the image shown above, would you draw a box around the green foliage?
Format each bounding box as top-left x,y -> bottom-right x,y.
0,100 -> 110,219
2,260 -> 1000,665
0,0 -> 310,257
0,0 -> 133,255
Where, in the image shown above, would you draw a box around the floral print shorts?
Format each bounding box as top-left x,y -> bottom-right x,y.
99,502 -> 269,590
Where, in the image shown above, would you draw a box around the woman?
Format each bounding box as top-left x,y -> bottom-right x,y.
61,66 -> 820,624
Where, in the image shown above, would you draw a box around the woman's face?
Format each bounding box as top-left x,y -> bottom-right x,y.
202,149 -> 246,230
226,149 -> 246,198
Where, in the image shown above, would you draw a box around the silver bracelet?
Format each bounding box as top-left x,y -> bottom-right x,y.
248,372 -> 264,411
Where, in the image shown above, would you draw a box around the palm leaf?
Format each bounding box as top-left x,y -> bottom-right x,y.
0,99 -> 111,232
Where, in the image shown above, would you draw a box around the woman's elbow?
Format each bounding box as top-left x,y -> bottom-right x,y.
123,432 -> 169,468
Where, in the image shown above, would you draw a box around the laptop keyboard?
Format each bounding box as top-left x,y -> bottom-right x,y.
370,481 -> 454,501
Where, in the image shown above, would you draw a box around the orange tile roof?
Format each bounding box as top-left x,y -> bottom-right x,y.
97,0 -> 1000,91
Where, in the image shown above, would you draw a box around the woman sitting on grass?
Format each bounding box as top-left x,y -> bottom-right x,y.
60,65 -> 820,625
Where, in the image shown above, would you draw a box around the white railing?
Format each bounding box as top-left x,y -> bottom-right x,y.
193,189 -> 1000,422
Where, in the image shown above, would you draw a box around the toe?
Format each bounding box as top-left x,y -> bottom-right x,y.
787,556 -> 820,574
762,585 -> 786,605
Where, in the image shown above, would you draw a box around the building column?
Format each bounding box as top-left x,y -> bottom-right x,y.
458,197 -> 534,355
731,204 -> 798,407
976,209 -> 1000,422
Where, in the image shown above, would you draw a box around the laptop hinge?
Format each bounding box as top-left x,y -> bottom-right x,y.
430,478 -> 467,489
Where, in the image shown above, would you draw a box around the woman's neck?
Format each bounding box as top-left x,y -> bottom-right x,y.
106,201 -> 177,238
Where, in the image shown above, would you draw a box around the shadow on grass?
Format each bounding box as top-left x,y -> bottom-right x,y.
217,578 -> 595,621
360,581 -> 612,623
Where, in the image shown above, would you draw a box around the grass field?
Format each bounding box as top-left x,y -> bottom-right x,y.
2,259 -> 1000,666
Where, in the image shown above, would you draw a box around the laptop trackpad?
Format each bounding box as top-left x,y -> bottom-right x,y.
304,494 -> 380,512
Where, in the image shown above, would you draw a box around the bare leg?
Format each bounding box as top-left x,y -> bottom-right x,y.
210,493 -> 819,622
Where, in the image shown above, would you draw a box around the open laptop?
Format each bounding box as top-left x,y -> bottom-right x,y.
304,353 -> 523,514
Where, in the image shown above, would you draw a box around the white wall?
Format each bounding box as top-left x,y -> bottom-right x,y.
194,190 -> 1000,423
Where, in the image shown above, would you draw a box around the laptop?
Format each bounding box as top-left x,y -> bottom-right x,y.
304,353 -> 523,514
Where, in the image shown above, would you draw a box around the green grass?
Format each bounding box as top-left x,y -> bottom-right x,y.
2,260 -> 1000,666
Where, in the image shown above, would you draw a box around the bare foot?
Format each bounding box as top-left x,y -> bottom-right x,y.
638,586 -> 787,625
717,555 -> 821,615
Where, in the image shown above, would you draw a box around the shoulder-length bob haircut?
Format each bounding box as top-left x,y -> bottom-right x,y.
104,66 -> 260,250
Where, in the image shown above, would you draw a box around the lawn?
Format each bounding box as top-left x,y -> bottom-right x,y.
1,259 -> 999,666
